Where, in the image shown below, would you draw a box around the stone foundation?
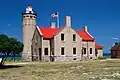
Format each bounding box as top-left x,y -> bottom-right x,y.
42,56 -> 50,62
22,52 -> 32,61
54,56 -> 82,61
27,55 -> 97,62
41,55 -> 82,62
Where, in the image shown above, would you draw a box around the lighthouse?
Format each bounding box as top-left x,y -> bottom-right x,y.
22,5 -> 37,61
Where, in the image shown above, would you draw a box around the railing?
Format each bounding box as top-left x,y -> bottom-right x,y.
22,11 -> 37,16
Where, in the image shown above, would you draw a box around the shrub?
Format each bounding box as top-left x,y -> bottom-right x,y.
98,56 -> 106,60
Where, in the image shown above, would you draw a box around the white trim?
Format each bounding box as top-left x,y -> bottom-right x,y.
86,31 -> 94,39
36,26 -> 43,35
32,55 -> 38,57
61,55 -> 65,56
73,54 -> 77,56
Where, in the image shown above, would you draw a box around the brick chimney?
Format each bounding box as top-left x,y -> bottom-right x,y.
83,26 -> 88,32
50,22 -> 56,28
65,16 -> 71,27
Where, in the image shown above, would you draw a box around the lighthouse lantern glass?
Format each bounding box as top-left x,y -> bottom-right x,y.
25,5 -> 34,14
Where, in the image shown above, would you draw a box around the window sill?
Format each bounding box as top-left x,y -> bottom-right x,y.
61,55 -> 65,56
73,55 -> 77,56
89,54 -> 93,55
61,41 -> 65,43
73,41 -> 77,43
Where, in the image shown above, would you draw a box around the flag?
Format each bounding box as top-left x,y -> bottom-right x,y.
51,12 -> 58,18
51,12 -> 59,28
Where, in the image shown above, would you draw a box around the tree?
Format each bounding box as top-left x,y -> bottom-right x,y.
9,38 -> 24,62
0,34 -> 24,66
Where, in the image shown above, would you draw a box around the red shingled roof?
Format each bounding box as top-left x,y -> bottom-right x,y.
76,30 -> 94,41
39,27 -> 94,41
95,44 -> 103,49
40,27 -> 62,38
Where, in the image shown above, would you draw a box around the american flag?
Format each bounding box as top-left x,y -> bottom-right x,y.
51,12 -> 58,18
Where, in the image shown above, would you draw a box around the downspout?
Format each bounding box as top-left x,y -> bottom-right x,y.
87,41 -> 89,59
40,35 -> 42,61
41,36 -> 43,61
50,39 -> 52,61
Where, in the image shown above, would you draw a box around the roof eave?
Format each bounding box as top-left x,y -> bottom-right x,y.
86,30 -> 94,39
37,26 -> 43,36
82,40 -> 94,42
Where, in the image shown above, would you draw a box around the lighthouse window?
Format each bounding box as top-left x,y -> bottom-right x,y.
26,16 -> 29,17
23,16 -> 25,18
30,16 -> 33,18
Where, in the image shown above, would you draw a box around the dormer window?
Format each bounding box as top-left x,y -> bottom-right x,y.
61,33 -> 64,41
73,34 -> 76,41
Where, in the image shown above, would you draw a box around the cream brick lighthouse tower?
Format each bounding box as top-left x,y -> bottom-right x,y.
22,5 -> 37,61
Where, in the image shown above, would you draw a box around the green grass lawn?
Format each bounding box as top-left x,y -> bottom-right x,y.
1,59 -> 120,80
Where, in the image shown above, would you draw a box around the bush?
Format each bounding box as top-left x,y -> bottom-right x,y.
98,56 -> 106,60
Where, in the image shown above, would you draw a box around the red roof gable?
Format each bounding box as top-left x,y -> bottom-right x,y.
76,30 -> 94,41
39,27 -> 62,38
95,44 -> 103,49
39,27 -> 94,41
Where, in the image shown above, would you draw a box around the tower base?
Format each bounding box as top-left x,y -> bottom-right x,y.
22,52 -> 32,62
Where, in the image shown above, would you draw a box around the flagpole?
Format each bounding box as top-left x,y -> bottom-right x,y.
57,12 -> 59,28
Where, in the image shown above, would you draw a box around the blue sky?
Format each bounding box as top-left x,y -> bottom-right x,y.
0,0 -> 120,53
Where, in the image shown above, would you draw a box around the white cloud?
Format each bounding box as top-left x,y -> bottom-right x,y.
7,24 -> 11,27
